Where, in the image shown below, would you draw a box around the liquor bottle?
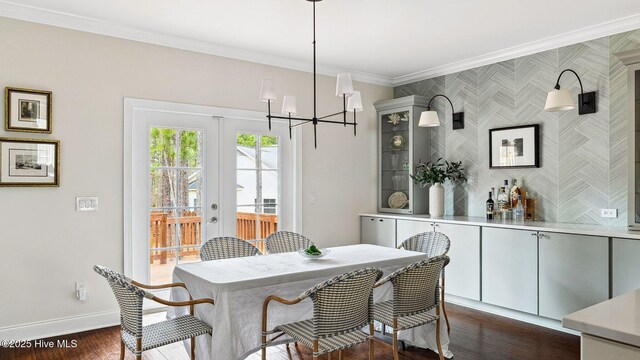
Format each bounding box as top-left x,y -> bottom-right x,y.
497,187 -> 509,210
486,192 -> 495,220
525,192 -> 534,220
515,194 -> 524,221
510,179 -> 521,208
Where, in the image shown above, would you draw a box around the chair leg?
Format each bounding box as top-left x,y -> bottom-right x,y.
191,336 -> 195,360
369,322 -> 375,360
392,318 -> 399,360
313,340 -> 319,360
120,339 -> 125,360
436,312 -> 445,360
136,338 -> 142,360
442,272 -> 450,334
338,350 -> 343,360
328,352 -> 332,360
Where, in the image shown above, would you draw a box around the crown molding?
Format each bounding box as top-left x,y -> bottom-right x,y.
0,1 -> 394,86
392,12 -> 640,86
3,0 -> 640,88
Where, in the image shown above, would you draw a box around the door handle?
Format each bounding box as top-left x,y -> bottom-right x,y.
211,203 -> 218,210
210,217 -> 218,223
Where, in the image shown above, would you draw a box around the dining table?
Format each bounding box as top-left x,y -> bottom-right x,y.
168,243 -> 453,360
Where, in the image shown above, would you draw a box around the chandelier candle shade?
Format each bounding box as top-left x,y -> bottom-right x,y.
544,69 -> 597,115
259,0 -> 359,148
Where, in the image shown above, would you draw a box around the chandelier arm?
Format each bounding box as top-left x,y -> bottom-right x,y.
318,110 -> 346,120
316,119 -> 356,125
555,69 -> 585,95
268,114 -> 315,122
289,120 -> 314,128
267,100 -> 272,130
353,110 -> 357,136
343,95 -> 347,126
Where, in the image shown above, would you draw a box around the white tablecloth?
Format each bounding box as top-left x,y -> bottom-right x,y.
169,244 -> 452,359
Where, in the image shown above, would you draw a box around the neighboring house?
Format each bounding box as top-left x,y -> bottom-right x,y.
236,144 -> 279,214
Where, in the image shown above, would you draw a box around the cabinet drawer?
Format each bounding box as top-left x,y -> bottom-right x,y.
361,217 -> 396,248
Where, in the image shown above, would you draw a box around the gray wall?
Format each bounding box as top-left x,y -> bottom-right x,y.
395,29 -> 640,225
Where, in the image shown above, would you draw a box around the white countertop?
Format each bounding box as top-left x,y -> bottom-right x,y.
563,289 -> 640,347
360,213 -> 640,240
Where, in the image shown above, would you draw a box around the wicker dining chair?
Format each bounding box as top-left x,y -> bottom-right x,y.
265,231 -> 314,254
398,231 -> 451,333
262,267 -> 383,360
373,255 -> 450,360
93,265 -> 214,360
200,236 -> 261,261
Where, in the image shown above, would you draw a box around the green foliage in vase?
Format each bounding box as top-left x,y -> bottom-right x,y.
410,158 -> 468,188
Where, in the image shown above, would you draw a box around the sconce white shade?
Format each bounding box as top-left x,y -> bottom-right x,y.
418,110 -> 440,127
259,79 -> 277,102
335,73 -> 354,97
281,95 -> 297,115
347,91 -> 363,112
544,89 -> 575,112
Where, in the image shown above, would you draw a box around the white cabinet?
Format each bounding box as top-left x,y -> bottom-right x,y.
539,232 -> 608,320
613,238 -> 640,296
361,216 -> 396,248
482,227 -> 538,314
437,223 -> 481,301
396,219 -> 481,300
396,219 -> 432,243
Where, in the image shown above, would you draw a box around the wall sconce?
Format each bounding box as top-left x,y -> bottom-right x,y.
544,69 -> 597,115
418,94 -> 464,129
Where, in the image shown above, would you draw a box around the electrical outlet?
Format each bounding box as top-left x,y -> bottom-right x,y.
600,209 -> 618,218
76,197 -> 98,212
76,281 -> 87,302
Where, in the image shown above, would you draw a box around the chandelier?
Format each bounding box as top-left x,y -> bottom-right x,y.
259,0 -> 363,148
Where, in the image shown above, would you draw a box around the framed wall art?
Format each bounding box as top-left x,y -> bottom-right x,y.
5,87 -> 52,133
489,124 -> 539,169
0,138 -> 60,187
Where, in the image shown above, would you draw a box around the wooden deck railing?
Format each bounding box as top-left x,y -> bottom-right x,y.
149,211 -> 278,262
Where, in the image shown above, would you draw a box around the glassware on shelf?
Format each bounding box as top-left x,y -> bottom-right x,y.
390,154 -> 400,170
392,174 -> 404,191
389,134 -> 405,150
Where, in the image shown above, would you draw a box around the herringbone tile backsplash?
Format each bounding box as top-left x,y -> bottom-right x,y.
394,29 -> 640,225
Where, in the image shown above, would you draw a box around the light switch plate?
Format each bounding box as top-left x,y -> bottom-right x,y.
600,209 -> 618,218
76,197 -> 99,212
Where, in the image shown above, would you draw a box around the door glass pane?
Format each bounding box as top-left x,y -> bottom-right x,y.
178,170 -> 202,208
150,249 -> 176,285
236,133 -> 279,254
150,128 -> 177,167
149,127 -> 205,285
150,169 -> 177,208
179,130 -> 203,168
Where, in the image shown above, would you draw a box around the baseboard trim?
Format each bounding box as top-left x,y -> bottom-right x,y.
0,310 -> 120,341
447,295 -> 580,336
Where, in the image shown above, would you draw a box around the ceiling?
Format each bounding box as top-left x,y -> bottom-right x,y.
3,0 -> 640,85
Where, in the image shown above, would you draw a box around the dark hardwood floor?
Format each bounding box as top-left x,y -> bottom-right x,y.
0,304 -> 579,360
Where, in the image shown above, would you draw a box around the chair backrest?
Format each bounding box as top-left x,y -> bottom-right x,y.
302,267 -> 382,338
93,265 -> 147,338
265,231 -> 313,254
386,255 -> 449,317
398,231 -> 450,257
200,236 -> 260,261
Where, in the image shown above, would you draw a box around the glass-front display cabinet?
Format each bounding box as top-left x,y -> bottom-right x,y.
629,64 -> 640,229
374,95 -> 430,214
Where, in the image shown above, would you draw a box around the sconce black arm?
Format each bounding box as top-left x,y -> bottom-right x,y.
427,94 -> 455,113
553,68 -> 597,114
427,94 -> 465,130
554,69 -> 585,95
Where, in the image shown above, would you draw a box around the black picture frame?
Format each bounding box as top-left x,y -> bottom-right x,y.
489,124 -> 539,169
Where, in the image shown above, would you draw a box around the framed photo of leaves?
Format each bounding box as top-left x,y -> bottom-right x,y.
5,87 -> 52,133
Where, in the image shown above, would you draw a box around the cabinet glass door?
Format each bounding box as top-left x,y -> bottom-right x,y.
380,110 -> 411,211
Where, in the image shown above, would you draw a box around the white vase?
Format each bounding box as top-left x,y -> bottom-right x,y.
429,183 -> 445,217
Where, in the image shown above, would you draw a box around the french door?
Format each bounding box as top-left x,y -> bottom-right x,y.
125,99 -> 299,286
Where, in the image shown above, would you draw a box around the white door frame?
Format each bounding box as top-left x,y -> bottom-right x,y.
123,98 -> 303,277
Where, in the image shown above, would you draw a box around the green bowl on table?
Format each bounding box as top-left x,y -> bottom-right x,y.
298,245 -> 330,259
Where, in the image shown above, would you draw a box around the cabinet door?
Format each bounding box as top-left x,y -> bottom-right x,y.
482,227 -> 538,314
436,223 -> 480,300
613,238 -> 640,296
539,232 -> 608,320
396,219 -> 433,244
361,217 -> 396,248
